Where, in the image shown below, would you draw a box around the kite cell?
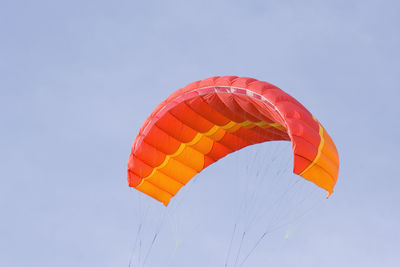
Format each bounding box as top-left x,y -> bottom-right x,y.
127,76 -> 339,205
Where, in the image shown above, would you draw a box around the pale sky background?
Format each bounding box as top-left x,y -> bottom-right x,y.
1,0 -> 399,266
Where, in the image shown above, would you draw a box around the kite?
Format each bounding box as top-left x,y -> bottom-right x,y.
127,76 -> 339,206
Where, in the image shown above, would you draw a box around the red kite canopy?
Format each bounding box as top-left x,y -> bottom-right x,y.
127,76 -> 339,205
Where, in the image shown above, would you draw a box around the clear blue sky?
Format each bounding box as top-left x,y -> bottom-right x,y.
1,0 -> 399,266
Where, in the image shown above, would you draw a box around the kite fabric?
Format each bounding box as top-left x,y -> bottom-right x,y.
127,76 -> 339,205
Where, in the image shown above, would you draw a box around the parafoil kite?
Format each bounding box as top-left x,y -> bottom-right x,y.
127,76 -> 339,205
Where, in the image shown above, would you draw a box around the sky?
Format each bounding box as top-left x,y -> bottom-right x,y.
1,0 -> 399,266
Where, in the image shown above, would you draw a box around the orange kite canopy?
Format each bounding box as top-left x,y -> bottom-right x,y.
127,76 -> 339,205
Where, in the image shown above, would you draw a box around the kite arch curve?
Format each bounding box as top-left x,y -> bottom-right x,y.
127,76 -> 339,205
